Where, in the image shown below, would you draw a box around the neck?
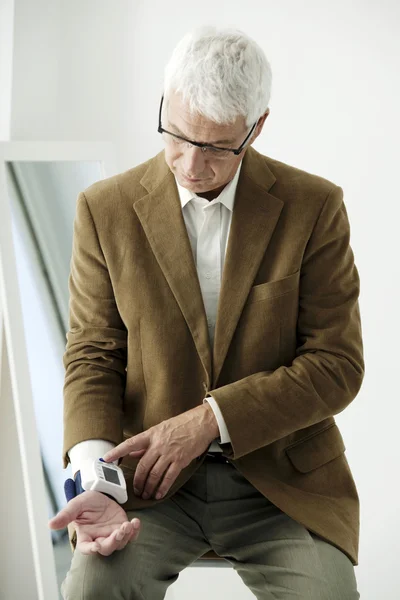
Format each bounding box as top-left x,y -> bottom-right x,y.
196,183 -> 228,202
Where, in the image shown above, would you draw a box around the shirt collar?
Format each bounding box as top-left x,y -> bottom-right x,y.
174,160 -> 243,211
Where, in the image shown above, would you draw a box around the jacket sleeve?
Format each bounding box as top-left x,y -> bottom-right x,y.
209,185 -> 365,460
62,192 -> 127,468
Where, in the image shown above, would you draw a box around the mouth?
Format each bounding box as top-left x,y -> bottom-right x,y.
182,174 -> 204,183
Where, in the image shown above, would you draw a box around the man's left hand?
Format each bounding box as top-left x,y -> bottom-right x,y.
103,403 -> 219,501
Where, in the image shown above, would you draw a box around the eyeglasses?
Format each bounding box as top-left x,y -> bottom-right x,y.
157,95 -> 258,159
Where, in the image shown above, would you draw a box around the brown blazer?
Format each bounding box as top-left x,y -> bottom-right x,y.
63,146 -> 364,565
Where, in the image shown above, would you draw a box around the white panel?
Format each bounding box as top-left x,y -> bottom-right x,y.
0,319 -> 39,600
0,160 -> 59,599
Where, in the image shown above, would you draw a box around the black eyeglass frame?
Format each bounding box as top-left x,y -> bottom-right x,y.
157,95 -> 258,156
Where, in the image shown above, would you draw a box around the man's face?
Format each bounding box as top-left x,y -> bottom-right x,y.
163,91 -> 267,200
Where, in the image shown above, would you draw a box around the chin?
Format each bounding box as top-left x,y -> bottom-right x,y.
180,176 -> 212,191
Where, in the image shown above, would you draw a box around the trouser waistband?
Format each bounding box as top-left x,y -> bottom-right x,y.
205,452 -> 231,464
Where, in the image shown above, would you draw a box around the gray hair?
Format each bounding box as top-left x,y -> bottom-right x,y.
163,26 -> 272,129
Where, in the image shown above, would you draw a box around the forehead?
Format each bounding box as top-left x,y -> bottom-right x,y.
165,91 -> 246,144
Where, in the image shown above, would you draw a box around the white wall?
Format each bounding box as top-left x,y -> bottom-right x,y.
6,1 -> 400,598
0,0 -> 14,138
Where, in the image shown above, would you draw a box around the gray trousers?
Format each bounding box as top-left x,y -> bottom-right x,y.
61,457 -> 360,599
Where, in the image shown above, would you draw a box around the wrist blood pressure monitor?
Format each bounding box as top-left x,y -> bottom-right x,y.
79,457 -> 128,504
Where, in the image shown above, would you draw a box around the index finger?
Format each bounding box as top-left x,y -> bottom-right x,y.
103,433 -> 148,463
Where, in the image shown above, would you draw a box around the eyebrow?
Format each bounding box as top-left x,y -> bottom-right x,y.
168,122 -> 235,146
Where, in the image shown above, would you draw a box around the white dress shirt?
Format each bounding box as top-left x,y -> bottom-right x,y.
68,161 -> 242,477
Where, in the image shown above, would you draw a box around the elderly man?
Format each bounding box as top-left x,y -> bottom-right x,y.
50,26 -> 364,599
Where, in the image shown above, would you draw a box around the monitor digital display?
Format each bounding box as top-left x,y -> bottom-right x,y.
102,466 -> 120,485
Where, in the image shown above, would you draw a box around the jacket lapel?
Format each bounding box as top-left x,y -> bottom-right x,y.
212,149 -> 283,385
133,154 -> 212,384
133,148 -> 283,389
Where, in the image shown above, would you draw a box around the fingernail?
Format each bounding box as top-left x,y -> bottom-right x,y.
155,492 -> 163,500
142,492 -> 149,499
134,488 -> 140,495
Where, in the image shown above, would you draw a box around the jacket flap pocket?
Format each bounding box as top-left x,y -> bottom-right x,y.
285,424 -> 346,473
248,269 -> 300,304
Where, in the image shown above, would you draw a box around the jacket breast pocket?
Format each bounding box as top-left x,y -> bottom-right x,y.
285,423 -> 346,473
247,269 -> 300,305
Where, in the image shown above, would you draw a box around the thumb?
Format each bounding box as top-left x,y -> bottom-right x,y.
48,495 -> 83,530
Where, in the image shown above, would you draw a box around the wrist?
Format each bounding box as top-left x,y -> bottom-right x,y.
64,470 -> 118,503
202,402 -> 220,441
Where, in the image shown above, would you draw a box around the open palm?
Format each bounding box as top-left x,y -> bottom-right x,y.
49,490 -> 141,556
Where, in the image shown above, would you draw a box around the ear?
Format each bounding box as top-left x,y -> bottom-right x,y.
257,109 -> 270,134
250,109 -> 270,145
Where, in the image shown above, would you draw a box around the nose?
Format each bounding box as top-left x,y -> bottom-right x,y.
182,145 -> 206,177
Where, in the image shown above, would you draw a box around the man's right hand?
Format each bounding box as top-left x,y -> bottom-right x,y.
48,490 -> 141,556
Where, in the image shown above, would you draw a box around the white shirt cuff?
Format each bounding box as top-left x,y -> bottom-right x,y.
203,395 -> 231,444
67,439 -> 117,478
